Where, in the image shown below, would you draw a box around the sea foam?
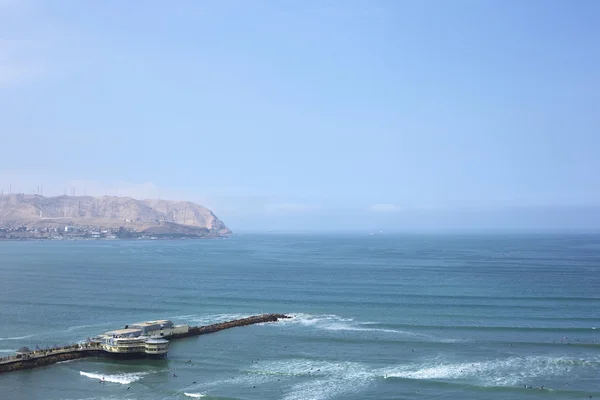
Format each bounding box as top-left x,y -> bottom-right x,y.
79,371 -> 149,384
250,358 -> 372,400
247,354 -> 598,398
382,355 -> 599,387
280,313 -> 445,340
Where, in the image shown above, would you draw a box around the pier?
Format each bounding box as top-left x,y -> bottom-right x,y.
0,313 -> 290,374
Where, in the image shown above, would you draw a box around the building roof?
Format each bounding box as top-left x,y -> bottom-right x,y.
16,346 -> 32,354
103,328 -> 143,337
130,320 -> 174,327
146,338 -> 169,344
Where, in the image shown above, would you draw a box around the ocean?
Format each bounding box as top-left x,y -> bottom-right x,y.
0,234 -> 599,400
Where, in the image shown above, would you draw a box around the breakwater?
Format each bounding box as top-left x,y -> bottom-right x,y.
0,313 -> 290,374
170,313 -> 290,338
0,344 -> 105,373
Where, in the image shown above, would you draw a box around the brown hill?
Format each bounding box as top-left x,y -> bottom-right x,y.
0,194 -> 231,237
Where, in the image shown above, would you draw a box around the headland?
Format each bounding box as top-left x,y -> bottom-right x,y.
0,194 -> 231,240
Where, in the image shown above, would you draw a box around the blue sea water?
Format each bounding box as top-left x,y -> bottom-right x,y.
0,233 -> 599,400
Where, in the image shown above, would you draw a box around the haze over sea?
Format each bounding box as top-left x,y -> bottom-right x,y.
0,233 -> 599,400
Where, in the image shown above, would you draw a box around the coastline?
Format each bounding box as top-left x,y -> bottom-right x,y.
0,235 -> 230,241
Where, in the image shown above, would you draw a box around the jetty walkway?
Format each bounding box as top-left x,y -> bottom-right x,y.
0,313 -> 290,374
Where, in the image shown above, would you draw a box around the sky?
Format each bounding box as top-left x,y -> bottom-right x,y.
1,0 -> 599,232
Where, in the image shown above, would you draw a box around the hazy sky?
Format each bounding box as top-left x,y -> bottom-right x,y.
1,1 -> 599,231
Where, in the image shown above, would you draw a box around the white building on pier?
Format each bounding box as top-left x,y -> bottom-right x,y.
94,320 -> 189,357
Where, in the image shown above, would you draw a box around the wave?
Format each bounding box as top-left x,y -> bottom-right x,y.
56,359 -> 77,364
383,323 -> 600,333
284,314 -> 599,339
382,355 -> 600,387
0,348 -> 15,353
283,377 -> 367,400
0,334 -> 35,341
79,371 -> 149,385
172,353 -> 600,400
184,393 -> 206,398
283,313 -> 405,333
66,323 -> 108,331
255,354 -> 600,398
252,359 -> 371,400
279,313 -> 462,342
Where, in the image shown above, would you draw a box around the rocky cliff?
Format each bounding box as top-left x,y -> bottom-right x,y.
0,194 -> 231,237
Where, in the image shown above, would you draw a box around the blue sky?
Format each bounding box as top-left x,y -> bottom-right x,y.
1,0 -> 599,231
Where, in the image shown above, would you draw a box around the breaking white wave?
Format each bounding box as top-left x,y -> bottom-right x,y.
188,359 -> 372,400
283,377 -> 367,400
279,313 -> 467,344
79,371 -> 149,384
382,355 -> 599,387
191,371 -> 274,391
178,354 -> 600,400
56,359 -> 77,364
184,393 -> 206,398
253,358 -> 365,376
253,359 -> 372,400
263,354 -> 599,398
283,313 -> 385,331
280,313 -> 435,338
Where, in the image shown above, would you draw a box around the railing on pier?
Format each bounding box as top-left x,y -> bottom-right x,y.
0,343 -> 101,365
